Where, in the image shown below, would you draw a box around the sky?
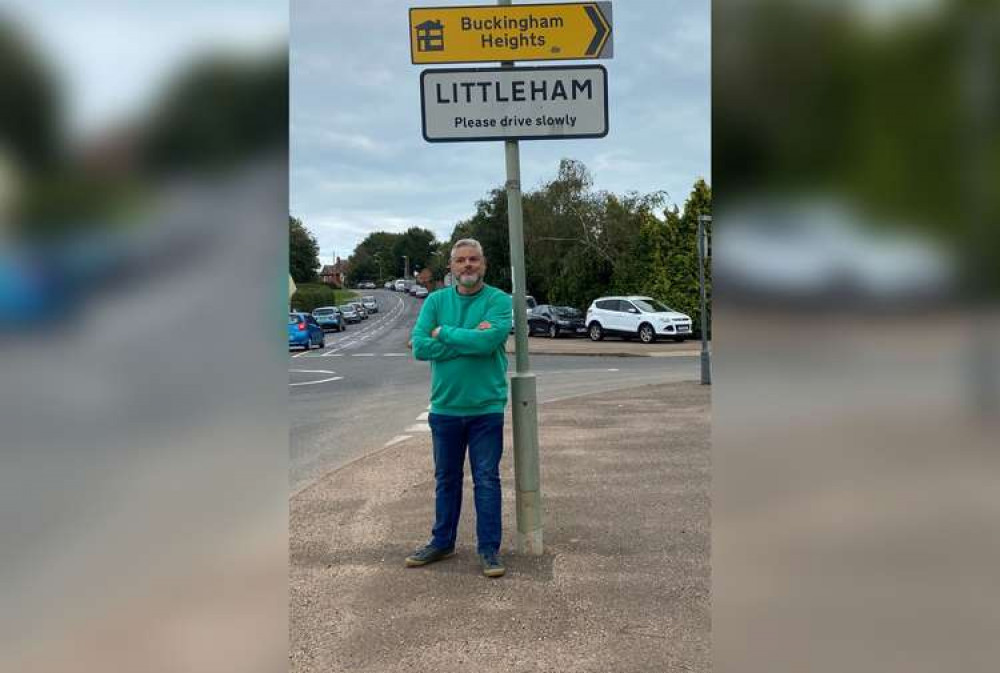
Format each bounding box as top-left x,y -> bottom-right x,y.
6,0 -> 709,268
291,0 -> 711,266
9,1 -> 287,138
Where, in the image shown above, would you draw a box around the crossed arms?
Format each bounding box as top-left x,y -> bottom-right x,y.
410,294 -> 512,361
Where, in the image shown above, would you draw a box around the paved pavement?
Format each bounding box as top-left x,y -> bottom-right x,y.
506,334 -> 707,358
290,381 -> 710,673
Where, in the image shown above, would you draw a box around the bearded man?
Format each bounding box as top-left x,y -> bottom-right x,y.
406,238 -> 512,578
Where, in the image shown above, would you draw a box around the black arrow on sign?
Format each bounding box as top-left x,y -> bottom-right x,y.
584,5 -> 609,57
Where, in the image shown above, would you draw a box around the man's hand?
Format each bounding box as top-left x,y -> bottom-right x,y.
429,322 -> 487,339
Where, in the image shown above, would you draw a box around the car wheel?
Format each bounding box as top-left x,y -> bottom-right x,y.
319,335 -> 325,348
588,322 -> 604,341
305,336 -> 313,350
638,324 -> 655,343
549,324 -> 558,339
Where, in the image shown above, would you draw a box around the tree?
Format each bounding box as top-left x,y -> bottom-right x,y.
660,179 -> 712,333
348,231 -> 400,284
391,227 -> 438,278
0,21 -> 62,173
444,159 -> 711,315
143,49 -> 287,173
289,216 -> 320,283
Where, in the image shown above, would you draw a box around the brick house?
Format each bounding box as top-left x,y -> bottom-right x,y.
320,257 -> 349,288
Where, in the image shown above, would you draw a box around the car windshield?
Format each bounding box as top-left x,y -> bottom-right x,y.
288,314 -> 303,323
552,306 -> 581,317
339,305 -> 353,312
313,308 -> 334,315
362,296 -> 374,301
633,299 -> 672,313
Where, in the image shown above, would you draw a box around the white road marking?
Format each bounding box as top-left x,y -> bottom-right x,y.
291,350 -> 310,358
405,423 -> 430,432
290,369 -> 337,374
289,376 -> 343,387
385,435 -> 411,447
607,368 -> 619,372
383,353 -> 408,357
352,353 -> 375,357
416,411 -> 429,421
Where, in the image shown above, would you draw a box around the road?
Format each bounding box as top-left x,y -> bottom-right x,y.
289,289 -> 699,494
2,159 -> 290,670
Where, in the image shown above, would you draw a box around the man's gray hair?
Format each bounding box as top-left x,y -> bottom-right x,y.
450,238 -> 484,259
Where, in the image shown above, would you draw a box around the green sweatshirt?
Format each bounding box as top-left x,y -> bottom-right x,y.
410,284 -> 512,416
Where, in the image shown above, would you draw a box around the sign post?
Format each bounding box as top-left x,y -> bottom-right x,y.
499,0 -> 543,557
697,215 -> 711,385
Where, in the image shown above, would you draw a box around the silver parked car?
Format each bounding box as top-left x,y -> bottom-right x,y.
339,304 -> 361,324
349,301 -> 368,319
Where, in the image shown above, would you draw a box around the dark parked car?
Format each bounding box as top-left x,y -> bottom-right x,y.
528,305 -> 587,338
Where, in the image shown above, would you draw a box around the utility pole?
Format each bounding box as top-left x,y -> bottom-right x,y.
402,255 -> 409,279
500,0 -> 542,556
697,214 -> 712,385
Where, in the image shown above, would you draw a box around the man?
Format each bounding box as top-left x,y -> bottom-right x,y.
407,238 -> 512,578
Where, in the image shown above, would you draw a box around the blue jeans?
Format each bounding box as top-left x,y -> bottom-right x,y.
428,412 -> 504,555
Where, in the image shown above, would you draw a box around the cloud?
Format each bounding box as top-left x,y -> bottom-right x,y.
16,2 -> 286,137
300,206 -> 469,261
318,131 -> 394,157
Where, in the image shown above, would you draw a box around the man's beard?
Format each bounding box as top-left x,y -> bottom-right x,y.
458,272 -> 481,287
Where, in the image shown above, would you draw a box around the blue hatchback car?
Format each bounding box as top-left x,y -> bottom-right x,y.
288,312 -> 325,350
311,306 -> 344,332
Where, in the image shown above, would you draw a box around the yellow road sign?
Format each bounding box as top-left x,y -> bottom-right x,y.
409,2 -> 613,64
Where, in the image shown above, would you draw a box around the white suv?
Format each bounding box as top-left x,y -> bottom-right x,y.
585,296 -> 693,343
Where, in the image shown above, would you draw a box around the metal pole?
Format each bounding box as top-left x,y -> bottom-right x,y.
403,255 -> 409,279
697,215 -> 711,385
500,0 -> 542,556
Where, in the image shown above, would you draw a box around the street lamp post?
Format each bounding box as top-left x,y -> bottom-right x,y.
402,255 -> 409,279
500,0 -> 542,556
697,214 -> 711,385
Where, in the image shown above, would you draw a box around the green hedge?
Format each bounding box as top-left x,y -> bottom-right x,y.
290,284 -> 357,313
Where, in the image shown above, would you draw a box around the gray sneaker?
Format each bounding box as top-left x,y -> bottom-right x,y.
479,551 -> 506,578
405,545 -> 455,567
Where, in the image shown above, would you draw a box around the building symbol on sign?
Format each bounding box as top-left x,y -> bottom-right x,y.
415,19 -> 444,52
